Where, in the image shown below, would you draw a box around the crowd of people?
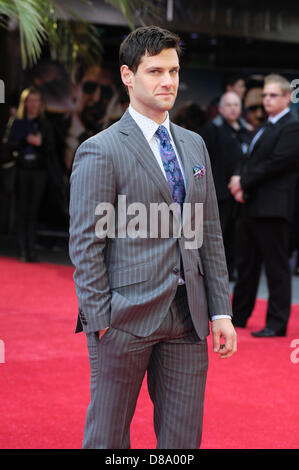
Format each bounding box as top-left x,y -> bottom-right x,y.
172,73 -> 299,337
1,23 -> 299,451
1,69 -> 299,338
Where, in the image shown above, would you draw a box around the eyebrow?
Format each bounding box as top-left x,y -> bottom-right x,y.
146,65 -> 180,71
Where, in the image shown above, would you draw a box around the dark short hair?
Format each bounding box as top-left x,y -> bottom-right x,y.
119,25 -> 181,73
222,74 -> 245,91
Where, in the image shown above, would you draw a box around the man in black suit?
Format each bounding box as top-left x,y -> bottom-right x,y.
200,91 -> 252,279
229,74 -> 299,337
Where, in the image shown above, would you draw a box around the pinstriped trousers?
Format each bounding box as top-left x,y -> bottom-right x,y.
82,285 -> 209,449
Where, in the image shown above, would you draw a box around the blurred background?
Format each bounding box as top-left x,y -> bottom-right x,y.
1,0 -> 299,266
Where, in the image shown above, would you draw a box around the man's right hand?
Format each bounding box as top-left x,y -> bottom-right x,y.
98,328 -> 109,340
27,132 -> 42,146
228,175 -> 241,195
234,189 -> 245,203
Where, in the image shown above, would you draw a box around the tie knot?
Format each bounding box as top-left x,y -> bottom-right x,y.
155,125 -> 170,145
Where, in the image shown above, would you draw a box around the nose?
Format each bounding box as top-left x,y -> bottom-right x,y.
161,72 -> 173,88
256,107 -> 263,117
89,87 -> 101,104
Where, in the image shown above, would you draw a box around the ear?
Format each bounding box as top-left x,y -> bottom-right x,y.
120,65 -> 134,89
285,92 -> 291,105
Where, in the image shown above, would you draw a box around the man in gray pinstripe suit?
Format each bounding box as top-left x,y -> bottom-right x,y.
69,25 -> 237,449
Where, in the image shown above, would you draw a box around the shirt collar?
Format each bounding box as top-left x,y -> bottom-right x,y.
268,107 -> 290,124
129,104 -> 171,143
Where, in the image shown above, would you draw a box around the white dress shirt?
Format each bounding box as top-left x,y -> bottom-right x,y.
129,105 -> 230,322
128,105 -> 186,186
268,106 -> 290,124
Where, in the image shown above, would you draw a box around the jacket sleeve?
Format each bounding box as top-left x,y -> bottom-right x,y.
69,136 -> 116,333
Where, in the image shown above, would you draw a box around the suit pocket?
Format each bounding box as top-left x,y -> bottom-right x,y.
108,263 -> 151,288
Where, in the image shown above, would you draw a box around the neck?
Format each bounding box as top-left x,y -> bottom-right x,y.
130,102 -> 167,124
27,113 -> 38,120
269,107 -> 288,119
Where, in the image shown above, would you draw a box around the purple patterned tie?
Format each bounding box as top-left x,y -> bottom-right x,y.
155,125 -> 186,210
155,125 -> 186,283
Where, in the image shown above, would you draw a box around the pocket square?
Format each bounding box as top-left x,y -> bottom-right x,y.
193,165 -> 206,179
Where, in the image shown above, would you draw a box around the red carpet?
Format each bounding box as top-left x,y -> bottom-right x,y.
0,256 -> 298,449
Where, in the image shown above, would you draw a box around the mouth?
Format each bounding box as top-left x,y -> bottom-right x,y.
156,93 -> 174,98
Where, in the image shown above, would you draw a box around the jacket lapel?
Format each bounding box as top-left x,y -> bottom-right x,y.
170,123 -> 194,204
251,111 -> 291,155
117,111 -> 199,206
118,110 -> 174,207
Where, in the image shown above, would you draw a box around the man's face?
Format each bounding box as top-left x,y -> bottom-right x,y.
121,48 -> 180,122
262,82 -> 290,117
219,92 -> 241,123
77,68 -> 113,131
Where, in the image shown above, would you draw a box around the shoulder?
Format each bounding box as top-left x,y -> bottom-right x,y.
279,112 -> 299,129
170,121 -> 206,148
287,115 -> 299,128
8,118 -> 24,136
280,115 -> 299,145
72,121 -> 122,177
274,115 -> 299,143
76,120 -> 120,155
11,118 -> 22,128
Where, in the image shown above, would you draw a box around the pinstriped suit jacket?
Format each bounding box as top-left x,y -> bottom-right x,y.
69,109 -> 232,339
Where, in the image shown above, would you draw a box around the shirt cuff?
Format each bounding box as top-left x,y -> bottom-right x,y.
211,315 -> 232,321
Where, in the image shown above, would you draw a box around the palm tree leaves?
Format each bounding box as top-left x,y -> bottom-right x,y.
0,0 -> 46,68
0,0 -> 159,70
41,2 -> 103,73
